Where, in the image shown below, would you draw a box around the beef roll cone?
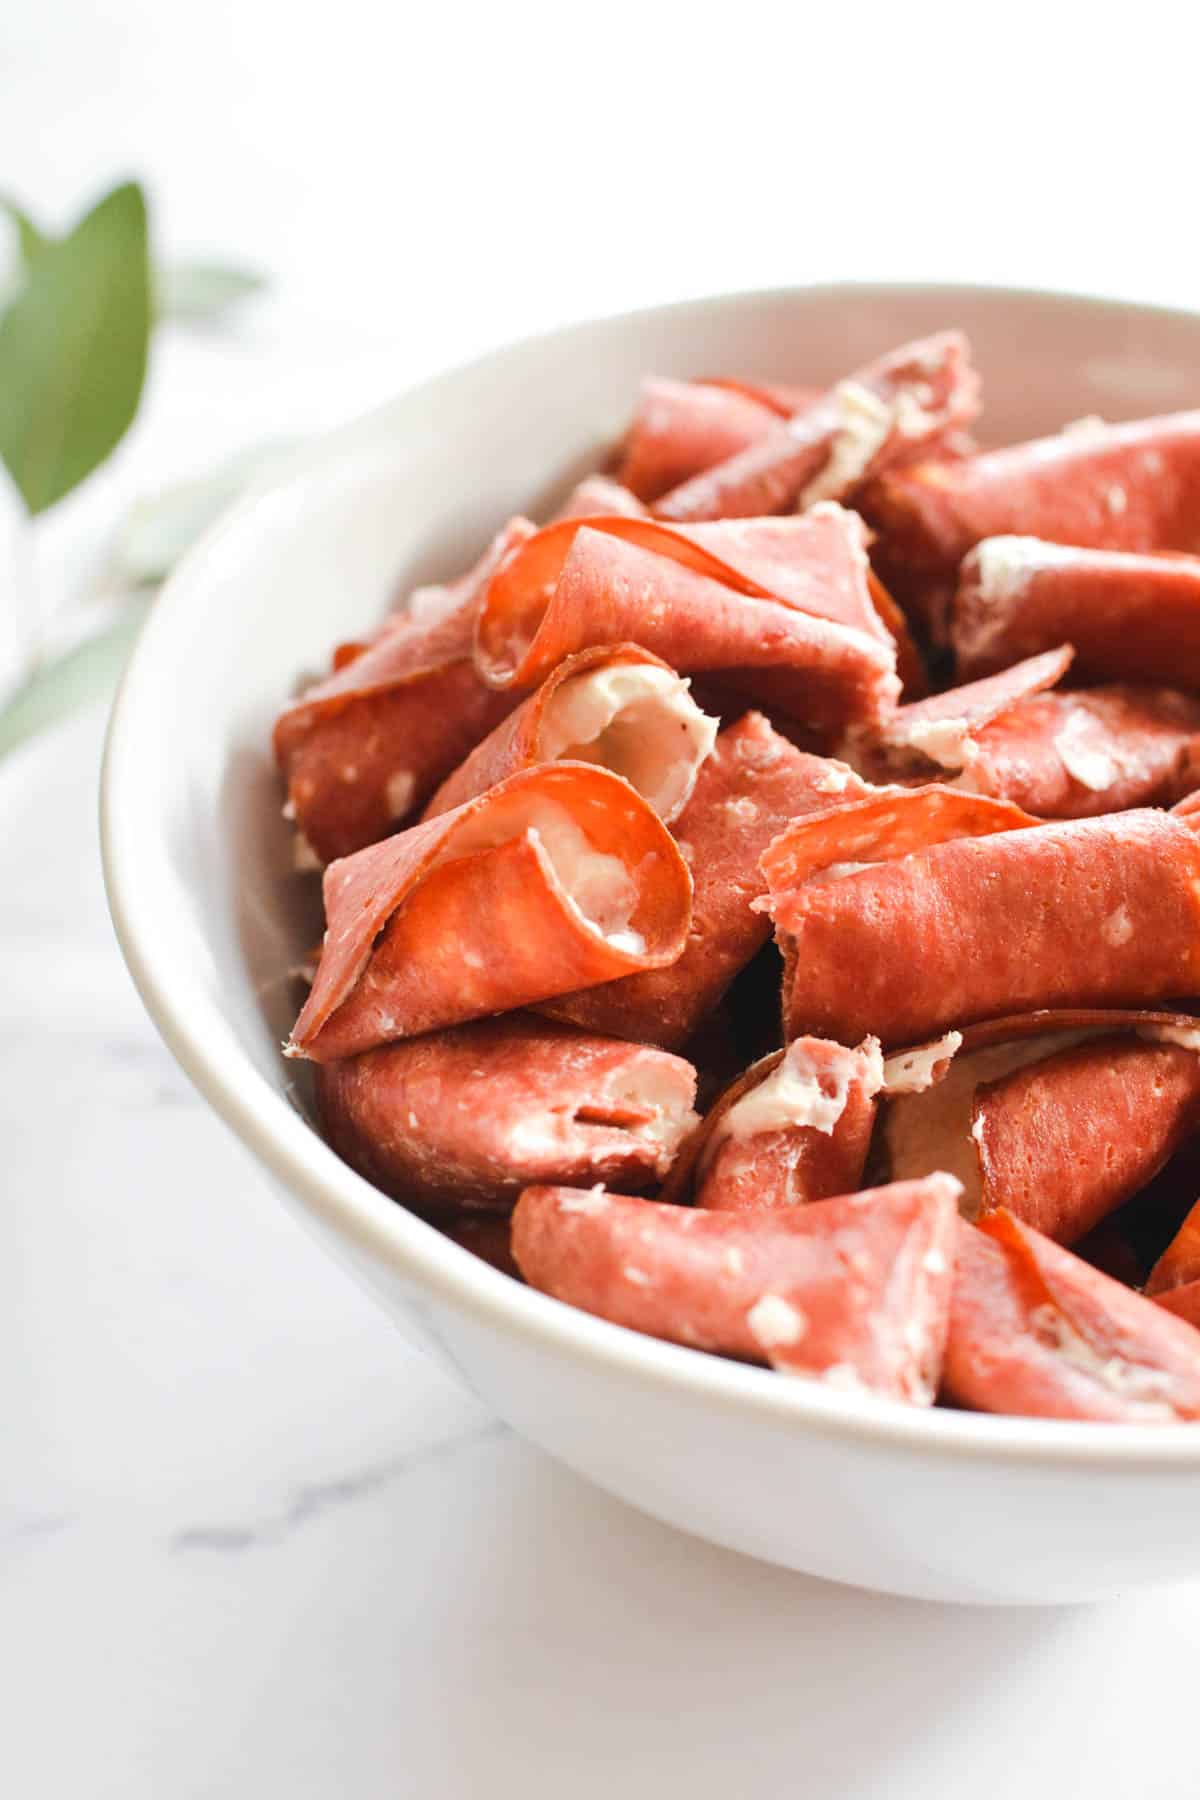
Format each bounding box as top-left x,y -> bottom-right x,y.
288,762 -> 693,1061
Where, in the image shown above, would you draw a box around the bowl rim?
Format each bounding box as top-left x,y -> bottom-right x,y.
102,277 -> 1200,1472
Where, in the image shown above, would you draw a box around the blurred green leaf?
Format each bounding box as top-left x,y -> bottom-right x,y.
1,195 -> 50,267
0,181 -> 151,514
0,596 -> 152,761
3,195 -> 264,326
157,260 -> 266,324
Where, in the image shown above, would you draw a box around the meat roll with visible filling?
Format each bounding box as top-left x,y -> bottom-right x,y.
288,763 -> 692,1060
944,1212 -> 1200,1422
881,1012 -> 1200,1244
424,645 -> 716,823
864,410 -> 1200,592
653,332 -> 980,523
953,538 -> 1200,687
545,712 -> 870,1048
679,1031 -> 964,1212
317,1017 -> 699,1213
846,651 -> 1200,818
473,506 -> 901,734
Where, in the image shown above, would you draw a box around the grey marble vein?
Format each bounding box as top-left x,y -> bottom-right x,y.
169,1418 -> 509,1553
0,1510 -> 77,1549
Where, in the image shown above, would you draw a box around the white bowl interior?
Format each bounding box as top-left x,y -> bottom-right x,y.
104,285 -> 1200,1603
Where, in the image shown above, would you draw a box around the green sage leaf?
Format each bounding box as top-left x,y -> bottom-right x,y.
1,195 -> 50,268
0,181 -> 151,515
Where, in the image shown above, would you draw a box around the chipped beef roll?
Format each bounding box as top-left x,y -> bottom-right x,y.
287,762 -> 693,1061
759,789 -> 1200,1048
512,1176 -> 960,1402
652,331 -> 980,522
879,1012 -> 1200,1245
316,1016 -> 699,1213
473,506 -> 901,734
274,517 -> 533,863
425,644 -> 717,823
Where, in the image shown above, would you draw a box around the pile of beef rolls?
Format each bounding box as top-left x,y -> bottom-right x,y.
274,331 -> 1200,1422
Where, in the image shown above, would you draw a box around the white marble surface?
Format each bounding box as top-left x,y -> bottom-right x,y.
7,5 -> 1200,1791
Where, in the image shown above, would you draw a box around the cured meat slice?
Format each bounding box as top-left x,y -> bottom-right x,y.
478,507 -> 890,666
882,1014 -> 1200,1244
958,688 -> 1200,818
287,762 -> 693,1061
864,411 -> 1200,586
274,518 -> 533,863
613,377 -> 832,513
315,1017 -> 699,1212
761,797 -> 1200,1047
845,648 -> 1200,818
842,647 -> 1073,783
545,712 -> 871,1048
953,538 -> 1200,684
651,332 -> 980,522
884,425 -> 978,473
473,507 -> 901,733
688,1036 -> 885,1212
943,1212 -> 1200,1422
424,645 -> 717,824
700,378 -> 824,416
1147,1191 -> 1200,1300
760,783 -> 1034,897
551,475 -> 648,521
1154,1283 -> 1200,1328
864,571 -> 928,700
511,1175 -> 960,1401
675,1028 -> 960,1212
616,377 -> 784,503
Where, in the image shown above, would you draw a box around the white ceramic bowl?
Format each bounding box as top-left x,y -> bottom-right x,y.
103,283 -> 1200,1605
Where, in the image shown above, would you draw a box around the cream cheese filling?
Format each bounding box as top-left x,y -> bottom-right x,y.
708,1037 -> 884,1158
797,380 -> 892,508
444,795 -> 645,952
540,662 -> 717,821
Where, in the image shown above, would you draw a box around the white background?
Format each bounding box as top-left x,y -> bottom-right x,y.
4,6 -> 1200,1795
